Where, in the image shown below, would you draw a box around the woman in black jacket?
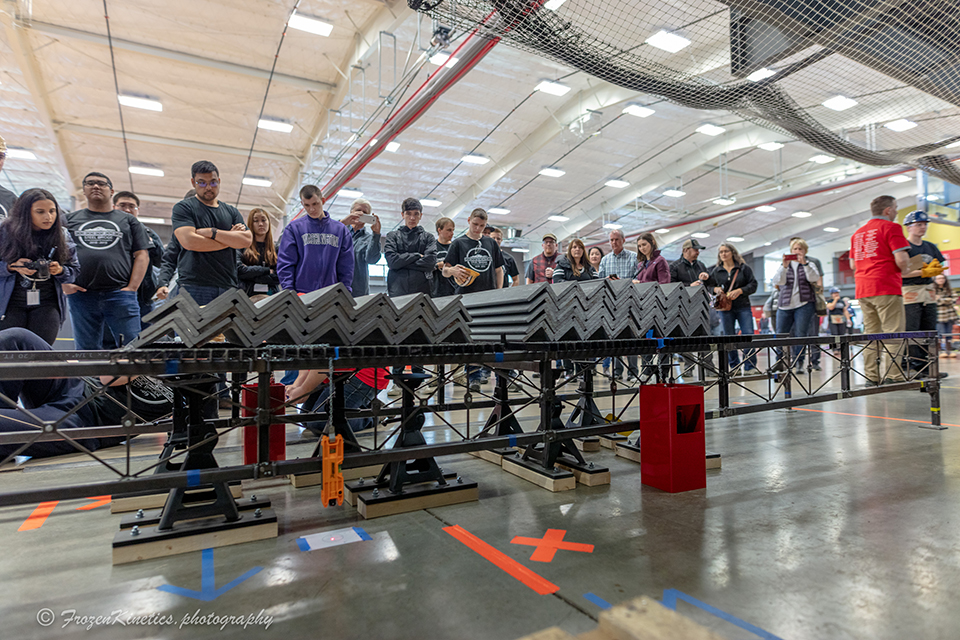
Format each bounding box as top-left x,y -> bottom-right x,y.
709,242 -> 758,371
553,238 -> 597,283
237,208 -> 280,297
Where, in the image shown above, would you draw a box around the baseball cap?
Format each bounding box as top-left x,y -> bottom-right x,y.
542,233 -> 557,242
682,239 -> 706,251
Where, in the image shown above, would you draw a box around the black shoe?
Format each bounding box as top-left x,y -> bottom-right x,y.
812,364 -> 821,371
468,381 -> 481,392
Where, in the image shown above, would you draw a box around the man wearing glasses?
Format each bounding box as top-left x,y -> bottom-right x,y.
0,137 -> 17,221
113,191 -> 164,327
64,172 -> 151,349
171,160 -> 251,304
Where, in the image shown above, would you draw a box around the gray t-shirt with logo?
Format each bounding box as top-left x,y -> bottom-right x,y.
65,208 -> 150,291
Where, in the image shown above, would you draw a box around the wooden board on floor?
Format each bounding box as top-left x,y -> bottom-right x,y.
118,497 -> 270,529
291,464 -> 382,488
555,462 -> 611,487
111,483 -> 242,513
112,510 -> 278,565
501,456 -> 576,492
470,447 -> 515,466
614,442 -> 641,463
355,480 -> 479,519
706,451 -> 722,469
574,437 -> 601,452
344,470 -> 458,506
598,596 -> 726,640
517,628 -> 578,640
598,434 -> 627,450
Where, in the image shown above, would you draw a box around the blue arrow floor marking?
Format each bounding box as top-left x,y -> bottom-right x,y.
158,548 -> 262,602
661,589 -> 783,640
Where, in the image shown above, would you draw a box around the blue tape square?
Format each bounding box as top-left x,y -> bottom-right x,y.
186,469 -> 201,487
297,537 -> 311,552
334,347 -> 340,360
165,360 -> 180,374
495,352 -> 504,362
508,435 -> 517,447
352,527 -> 372,541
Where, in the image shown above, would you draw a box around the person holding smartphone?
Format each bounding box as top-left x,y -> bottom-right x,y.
772,238 -> 821,372
341,198 -> 382,297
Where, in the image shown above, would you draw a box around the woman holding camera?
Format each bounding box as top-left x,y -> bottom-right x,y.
237,208 -> 280,297
0,188 -> 80,345
710,242 -> 758,371
772,237 -> 821,372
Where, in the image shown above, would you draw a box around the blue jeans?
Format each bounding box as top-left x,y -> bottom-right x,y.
938,321 -> 954,353
776,301 -> 816,366
68,289 -> 141,350
303,376 -> 377,435
720,305 -> 757,369
180,284 -> 233,306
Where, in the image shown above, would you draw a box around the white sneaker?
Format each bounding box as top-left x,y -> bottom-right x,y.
387,384 -> 402,397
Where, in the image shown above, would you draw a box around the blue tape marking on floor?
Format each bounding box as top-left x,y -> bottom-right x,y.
165,360 -> 179,374
495,352 -> 504,362
297,537 -> 311,552
583,593 -> 612,609
158,548 -> 263,602
661,589 -> 784,640
508,435 -> 517,447
186,469 -> 201,487
353,526 -> 372,541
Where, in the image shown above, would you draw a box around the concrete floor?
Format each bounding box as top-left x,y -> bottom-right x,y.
1,355 -> 959,640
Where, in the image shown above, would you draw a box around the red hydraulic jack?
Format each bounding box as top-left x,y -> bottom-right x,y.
320,435 -> 344,507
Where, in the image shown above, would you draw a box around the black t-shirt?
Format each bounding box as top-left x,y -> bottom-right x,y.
433,241 -> 456,297
84,375 -> 175,427
8,274 -> 57,308
65,209 -> 150,291
902,239 -> 945,287
171,198 -> 245,289
502,251 -> 520,284
445,234 -> 503,294
828,299 -> 846,316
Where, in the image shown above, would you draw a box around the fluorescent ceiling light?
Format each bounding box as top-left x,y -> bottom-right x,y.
645,30 -> 691,53
602,223 -> 623,229
727,236 -> 745,242
755,205 -> 777,212
888,174 -> 912,183
691,232 -> 710,239
5,148 -> 37,160
758,142 -> 784,151
289,12 -> 333,37
385,142 -> 400,152
662,189 -> 686,197
338,188 -> 363,198
429,52 -> 459,67
622,104 -> 655,118
535,80 -> 571,96
547,215 -> 569,222
792,211 -> 812,218
747,68 -> 776,82
605,179 -> 630,188
242,177 -> 273,188
655,228 -> 670,234
461,154 -> 490,165
809,154 -> 835,164
764,242 -> 772,246
488,208 -> 510,215
543,0 -> 567,9
823,227 -> 839,232
822,95 -> 858,111
885,119 -> 917,132
117,95 -> 162,112
138,217 -> 167,225
128,166 -> 164,177
421,199 -> 441,207
539,167 -> 566,178
696,123 -> 726,136
926,195 -> 942,201
258,119 -> 293,133
513,248 -> 530,253
713,197 -> 736,206
947,140 -> 960,149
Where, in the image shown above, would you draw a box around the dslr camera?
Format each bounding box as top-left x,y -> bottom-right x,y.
24,259 -> 51,279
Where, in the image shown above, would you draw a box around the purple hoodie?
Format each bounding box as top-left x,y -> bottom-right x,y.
277,212 -> 355,293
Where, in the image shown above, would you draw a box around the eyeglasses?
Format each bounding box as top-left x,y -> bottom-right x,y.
117,203 -> 139,212
195,179 -> 219,188
83,180 -> 110,188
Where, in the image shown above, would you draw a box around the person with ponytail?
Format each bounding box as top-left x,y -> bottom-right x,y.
0,188 -> 80,344
237,208 -> 280,297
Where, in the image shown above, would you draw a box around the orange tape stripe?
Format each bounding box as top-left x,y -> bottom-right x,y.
444,525 -> 559,595
18,501 -> 58,531
76,496 -> 111,511
790,407 -> 960,428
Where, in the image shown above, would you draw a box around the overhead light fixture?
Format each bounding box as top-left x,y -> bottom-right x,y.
513,248 -> 531,253
727,236 -> 745,242
128,165 -> 164,177
289,12 -> 333,37
823,226 -> 839,232
755,205 -> 777,212
888,174 -> 912,183
947,140 -> 960,149
655,228 -> 670,234
117,94 -> 162,112
421,199 -> 441,207
539,167 -> 566,178
385,142 -> 400,152
758,142 -> 784,151
547,215 -> 569,222
429,52 -> 459,68
543,0 -> 567,9
747,68 -> 776,82
713,197 -> 736,206
926,194 -> 942,201
488,208 -> 510,215
764,242 -> 772,246
138,217 -> 167,225
242,177 -> 272,188
5,148 -> 37,160
535,80 -> 571,96
792,211 -> 812,218
602,223 -> 623,230
338,188 -> 363,198
662,189 -> 686,197
461,154 -> 490,165
809,154 -> 835,164
645,30 -> 691,53
605,179 -> 630,188
696,123 -> 726,136
822,95 -> 858,111
622,104 -> 655,118
885,119 -> 917,132
691,232 -> 710,239
258,118 -> 294,133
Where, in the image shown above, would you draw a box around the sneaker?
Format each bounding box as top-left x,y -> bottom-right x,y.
387,385 -> 402,397
507,380 -> 522,392
812,364 -> 821,371
468,381 -> 481,392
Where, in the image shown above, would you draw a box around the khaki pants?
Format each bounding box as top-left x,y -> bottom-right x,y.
859,295 -> 905,383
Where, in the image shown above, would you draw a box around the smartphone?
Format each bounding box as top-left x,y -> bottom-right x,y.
358,214 -> 376,224
608,274 -> 619,280
783,254 -> 797,261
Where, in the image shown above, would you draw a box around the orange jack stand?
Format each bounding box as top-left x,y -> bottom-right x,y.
320,435 -> 344,507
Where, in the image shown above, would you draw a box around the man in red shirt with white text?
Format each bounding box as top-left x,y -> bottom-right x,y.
850,195 -> 910,384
